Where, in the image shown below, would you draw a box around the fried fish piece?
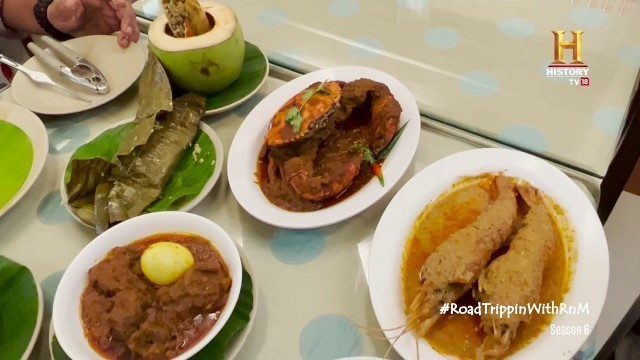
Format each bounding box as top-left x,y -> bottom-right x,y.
407,176 -> 518,337
474,185 -> 557,359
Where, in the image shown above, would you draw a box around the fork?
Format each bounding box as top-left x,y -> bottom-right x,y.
0,53 -> 91,103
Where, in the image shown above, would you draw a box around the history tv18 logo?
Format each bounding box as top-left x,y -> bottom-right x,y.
546,30 -> 590,86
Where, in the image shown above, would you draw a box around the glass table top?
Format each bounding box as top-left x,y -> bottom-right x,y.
133,0 -> 640,177
0,69 -> 599,359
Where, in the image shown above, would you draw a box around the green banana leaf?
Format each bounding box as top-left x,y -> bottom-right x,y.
51,269 -> 254,360
64,123 -> 216,217
146,129 -> 216,212
117,53 -> 173,156
205,42 -> 268,111
0,256 -> 40,360
193,268 -> 254,360
51,335 -> 71,360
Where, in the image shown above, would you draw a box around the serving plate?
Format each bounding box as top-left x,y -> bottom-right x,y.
368,148 -> 609,359
0,256 -> 44,360
59,117 -> 224,229
11,35 -> 146,115
0,101 -> 48,218
227,66 -> 421,229
52,212 -> 243,360
49,242 -> 258,360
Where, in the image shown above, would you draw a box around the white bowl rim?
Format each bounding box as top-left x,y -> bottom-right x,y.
60,117 -> 224,229
52,211 -> 242,360
227,65 -> 421,229
368,148 -> 609,360
0,101 -> 48,218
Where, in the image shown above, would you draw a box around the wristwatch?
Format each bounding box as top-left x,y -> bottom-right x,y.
33,0 -> 71,41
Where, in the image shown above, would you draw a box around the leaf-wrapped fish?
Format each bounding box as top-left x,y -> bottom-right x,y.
64,54 -> 212,234
108,93 -> 205,223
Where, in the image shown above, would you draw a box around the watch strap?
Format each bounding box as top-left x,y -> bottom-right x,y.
33,0 -> 72,41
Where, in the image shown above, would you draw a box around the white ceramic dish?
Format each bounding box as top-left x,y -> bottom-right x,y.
49,241 -> 258,360
368,148 -> 609,360
52,211 -> 243,360
11,35 -> 146,115
60,117 -> 224,229
0,101 -> 48,218
227,66 -> 421,229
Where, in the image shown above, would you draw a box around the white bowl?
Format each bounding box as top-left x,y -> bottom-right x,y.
52,211 -> 243,360
369,148 -> 609,359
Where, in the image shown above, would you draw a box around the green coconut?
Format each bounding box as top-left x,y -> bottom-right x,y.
148,2 -> 245,94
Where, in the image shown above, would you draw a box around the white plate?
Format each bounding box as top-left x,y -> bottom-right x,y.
60,117 -> 224,228
227,66 -> 421,229
49,241 -> 258,360
11,35 -> 146,115
0,101 -> 48,218
368,148 -> 609,360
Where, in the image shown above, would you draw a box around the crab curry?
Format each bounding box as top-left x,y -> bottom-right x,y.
256,78 -> 406,212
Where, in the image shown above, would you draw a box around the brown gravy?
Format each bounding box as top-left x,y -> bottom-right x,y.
81,233 -> 231,360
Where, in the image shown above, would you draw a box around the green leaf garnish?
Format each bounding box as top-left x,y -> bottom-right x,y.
285,80 -> 330,133
301,89 -> 315,101
285,107 -> 303,133
352,143 -> 376,164
377,121 -> 409,160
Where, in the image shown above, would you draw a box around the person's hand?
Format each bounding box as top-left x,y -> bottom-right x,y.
46,0 -> 141,48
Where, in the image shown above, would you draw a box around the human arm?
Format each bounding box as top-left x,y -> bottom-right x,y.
1,0 -> 140,48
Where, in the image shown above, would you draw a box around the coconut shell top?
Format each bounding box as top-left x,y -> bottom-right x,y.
148,1 -> 245,94
265,81 -> 343,146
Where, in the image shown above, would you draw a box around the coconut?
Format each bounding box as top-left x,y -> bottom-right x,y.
148,2 -> 245,94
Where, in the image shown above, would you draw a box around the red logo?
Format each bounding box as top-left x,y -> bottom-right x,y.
580,77 -> 590,86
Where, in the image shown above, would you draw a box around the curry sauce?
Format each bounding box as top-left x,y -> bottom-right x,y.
401,174 -> 572,359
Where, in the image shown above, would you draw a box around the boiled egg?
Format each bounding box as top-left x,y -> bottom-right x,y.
141,242 -> 194,285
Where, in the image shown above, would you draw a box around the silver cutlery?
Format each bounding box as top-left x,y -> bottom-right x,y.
0,53 -> 92,103
27,36 -> 110,95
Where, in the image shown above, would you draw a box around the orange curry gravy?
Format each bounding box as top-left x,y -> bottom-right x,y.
401,174 -> 572,359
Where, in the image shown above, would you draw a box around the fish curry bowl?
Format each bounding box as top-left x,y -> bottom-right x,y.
369,148 -> 609,360
52,212 -> 242,360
